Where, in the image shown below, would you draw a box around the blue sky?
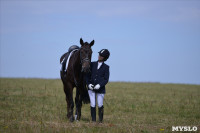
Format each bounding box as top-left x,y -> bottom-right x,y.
0,0 -> 200,84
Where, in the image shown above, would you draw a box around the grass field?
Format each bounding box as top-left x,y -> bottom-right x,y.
0,78 -> 199,133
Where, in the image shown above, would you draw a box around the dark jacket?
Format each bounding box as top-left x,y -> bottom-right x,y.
86,61 -> 110,94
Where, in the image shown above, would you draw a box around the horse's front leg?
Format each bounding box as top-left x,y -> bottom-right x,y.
64,84 -> 74,122
75,87 -> 82,120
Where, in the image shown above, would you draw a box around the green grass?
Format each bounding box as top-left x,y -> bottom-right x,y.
0,78 -> 200,133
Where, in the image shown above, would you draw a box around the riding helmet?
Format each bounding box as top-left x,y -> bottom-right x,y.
98,49 -> 110,61
68,45 -> 80,52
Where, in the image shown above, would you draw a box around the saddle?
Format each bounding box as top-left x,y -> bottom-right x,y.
60,46 -> 79,73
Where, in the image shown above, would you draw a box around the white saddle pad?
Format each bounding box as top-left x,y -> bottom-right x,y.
60,49 -> 78,72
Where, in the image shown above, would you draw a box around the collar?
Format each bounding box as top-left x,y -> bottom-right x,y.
96,61 -> 104,64
98,62 -> 103,65
97,61 -> 104,69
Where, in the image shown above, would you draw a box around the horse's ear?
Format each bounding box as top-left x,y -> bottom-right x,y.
90,40 -> 95,46
80,38 -> 84,46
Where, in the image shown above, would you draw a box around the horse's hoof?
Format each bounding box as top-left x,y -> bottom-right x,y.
67,114 -> 70,119
69,117 -> 74,122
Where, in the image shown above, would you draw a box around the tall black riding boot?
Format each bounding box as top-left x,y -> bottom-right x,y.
98,106 -> 104,123
91,107 -> 96,122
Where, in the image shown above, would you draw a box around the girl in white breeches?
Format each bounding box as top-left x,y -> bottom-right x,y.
88,90 -> 104,108
86,49 -> 110,122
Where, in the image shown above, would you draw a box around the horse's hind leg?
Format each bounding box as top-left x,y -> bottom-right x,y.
75,87 -> 82,120
64,83 -> 74,122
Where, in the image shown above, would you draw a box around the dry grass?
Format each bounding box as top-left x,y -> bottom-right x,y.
0,78 -> 200,133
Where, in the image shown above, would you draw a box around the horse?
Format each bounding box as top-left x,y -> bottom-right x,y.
60,38 -> 94,122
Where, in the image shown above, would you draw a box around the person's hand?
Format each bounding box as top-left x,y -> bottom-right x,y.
94,84 -> 100,90
88,84 -> 94,90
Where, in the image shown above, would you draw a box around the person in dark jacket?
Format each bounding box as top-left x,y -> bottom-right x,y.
86,49 -> 110,123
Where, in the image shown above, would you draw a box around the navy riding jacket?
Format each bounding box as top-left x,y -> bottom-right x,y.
86,61 -> 110,94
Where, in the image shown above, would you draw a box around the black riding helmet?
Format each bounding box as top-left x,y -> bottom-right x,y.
98,49 -> 110,61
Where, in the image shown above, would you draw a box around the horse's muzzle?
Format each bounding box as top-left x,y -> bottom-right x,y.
81,67 -> 90,73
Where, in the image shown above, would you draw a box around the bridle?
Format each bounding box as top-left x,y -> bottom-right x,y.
79,47 -> 92,65
72,47 -> 92,87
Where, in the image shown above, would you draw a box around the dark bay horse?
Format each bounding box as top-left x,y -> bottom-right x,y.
60,38 -> 94,122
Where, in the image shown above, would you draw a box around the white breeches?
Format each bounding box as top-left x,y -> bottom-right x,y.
88,90 -> 104,108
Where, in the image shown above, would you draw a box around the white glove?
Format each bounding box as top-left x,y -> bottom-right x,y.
94,84 -> 100,90
88,84 -> 94,90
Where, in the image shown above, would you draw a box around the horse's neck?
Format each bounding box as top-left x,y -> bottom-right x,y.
73,50 -> 81,68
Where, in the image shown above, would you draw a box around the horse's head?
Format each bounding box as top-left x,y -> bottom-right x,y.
80,38 -> 94,73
